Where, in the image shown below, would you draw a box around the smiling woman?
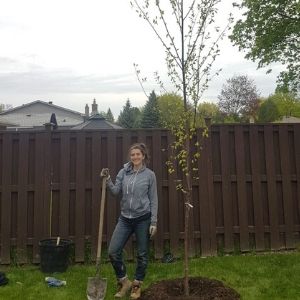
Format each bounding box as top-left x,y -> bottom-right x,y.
101,142 -> 158,299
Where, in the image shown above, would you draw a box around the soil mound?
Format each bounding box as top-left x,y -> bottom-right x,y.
140,277 -> 240,300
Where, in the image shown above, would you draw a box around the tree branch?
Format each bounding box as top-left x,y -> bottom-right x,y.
133,0 -> 182,69
183,0 -> 196,21
157,3 -> 182,66
277,12 -> 300,22
133,63 -> 149,98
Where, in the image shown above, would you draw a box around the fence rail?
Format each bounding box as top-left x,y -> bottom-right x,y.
0,124 -> 299,264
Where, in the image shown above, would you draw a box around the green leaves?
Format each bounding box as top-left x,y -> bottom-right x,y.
230,0 -> 300,92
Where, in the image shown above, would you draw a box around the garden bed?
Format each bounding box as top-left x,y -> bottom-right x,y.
140,277 -> 240,300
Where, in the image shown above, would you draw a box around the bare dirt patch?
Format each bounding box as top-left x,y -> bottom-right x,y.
140,277 -> 240,300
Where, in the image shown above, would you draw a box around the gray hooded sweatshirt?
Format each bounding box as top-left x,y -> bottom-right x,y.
107,162 -> 158,225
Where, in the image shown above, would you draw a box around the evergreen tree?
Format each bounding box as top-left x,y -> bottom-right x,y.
132,107 -> 142,128
106,108 -> 115,123
98,111 -> 107,118
117,99 -> 141,128
257,98 -> 280,122
140,91 -> 160,128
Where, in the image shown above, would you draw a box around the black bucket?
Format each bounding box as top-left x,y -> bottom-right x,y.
39,239 -> 73,273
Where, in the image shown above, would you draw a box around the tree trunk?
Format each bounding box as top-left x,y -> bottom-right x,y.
184,137 -> 192,296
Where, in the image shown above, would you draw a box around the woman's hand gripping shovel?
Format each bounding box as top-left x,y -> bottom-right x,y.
86,170 -> 109,300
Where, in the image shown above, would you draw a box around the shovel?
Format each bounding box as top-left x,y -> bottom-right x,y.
86,176 -> 108,300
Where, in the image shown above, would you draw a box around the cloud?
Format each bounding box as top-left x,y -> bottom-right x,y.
0,66 -> 142,94
0,57 -> 19,67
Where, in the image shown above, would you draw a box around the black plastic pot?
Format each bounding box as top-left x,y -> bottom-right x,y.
39,239 -> 73,273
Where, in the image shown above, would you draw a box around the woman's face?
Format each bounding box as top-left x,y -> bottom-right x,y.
130,148 -> 144,168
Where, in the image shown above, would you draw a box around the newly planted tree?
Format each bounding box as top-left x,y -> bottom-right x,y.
131,0 -> 232,296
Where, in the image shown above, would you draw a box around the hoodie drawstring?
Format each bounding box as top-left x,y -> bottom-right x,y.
126,169 -> 139,194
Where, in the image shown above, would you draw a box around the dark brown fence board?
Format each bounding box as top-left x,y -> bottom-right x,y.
106,131 -> 117,246
198,130 -> 211,256
152,130 -> 164,259
220,126 -> 234,252
27,191 -> 34,238
33,133 -> 45,263
205,127 -> 217,255
28,137 -> 35,185
234,126 -> 249,251
264,125 -> 280,249
43,131 -> 52,238
279,126 -> 294,248
0,134 -> 2,185
91,132 -> 102,259
59,132 -> 70,238
17,133 -> 29,263
11,138 -> 19,185
1,134 -> 12,263
167,132 -> 179,256
75,132 -> 85,261
249,126 -> 265,250
187,140 -> 196,258
294,125 -> 300,227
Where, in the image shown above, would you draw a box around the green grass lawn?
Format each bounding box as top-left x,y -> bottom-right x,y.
0,252 -> 299,300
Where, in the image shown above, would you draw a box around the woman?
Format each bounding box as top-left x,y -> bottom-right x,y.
101,143 -> 158,299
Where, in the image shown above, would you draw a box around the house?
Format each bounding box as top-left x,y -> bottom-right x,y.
0,99 -> 121,130
72,113 -> 122,130
0,100 -> 84,130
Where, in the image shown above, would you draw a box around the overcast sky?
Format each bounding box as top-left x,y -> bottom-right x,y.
0,0 -> 284,118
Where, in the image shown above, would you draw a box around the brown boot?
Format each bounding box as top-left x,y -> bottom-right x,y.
114,277 -> 132,298
130,280 -> 142,299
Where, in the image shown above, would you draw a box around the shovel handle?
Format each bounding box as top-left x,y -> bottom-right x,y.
96,177 -> 107,269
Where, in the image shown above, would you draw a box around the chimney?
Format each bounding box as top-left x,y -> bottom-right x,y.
85,104 -> 89,117
91,98 -> 98,115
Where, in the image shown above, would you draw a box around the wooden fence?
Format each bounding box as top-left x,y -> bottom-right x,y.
0,124 -> 299,264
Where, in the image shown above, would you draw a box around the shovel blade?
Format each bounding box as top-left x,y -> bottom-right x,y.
86,277 -> 107,300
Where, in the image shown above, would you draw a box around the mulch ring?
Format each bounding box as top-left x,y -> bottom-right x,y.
140,277 -> 241,300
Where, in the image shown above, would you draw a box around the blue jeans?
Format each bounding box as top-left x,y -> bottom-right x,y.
108,213 -> 151,281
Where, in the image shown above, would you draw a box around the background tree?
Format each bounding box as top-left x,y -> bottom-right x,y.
257,98 -> 280,123
230,0 -> 300,93
132,107 -> 142,128
106,108 -> 115,123
197,102 -> 224,126
157,93 -> 184,129
218,75 -> 260,122
257,92 -> 300,122
140,90 -> 160,128
98,111 -> 107,118
131,0 -> 232,295
117,99 -> 141,128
